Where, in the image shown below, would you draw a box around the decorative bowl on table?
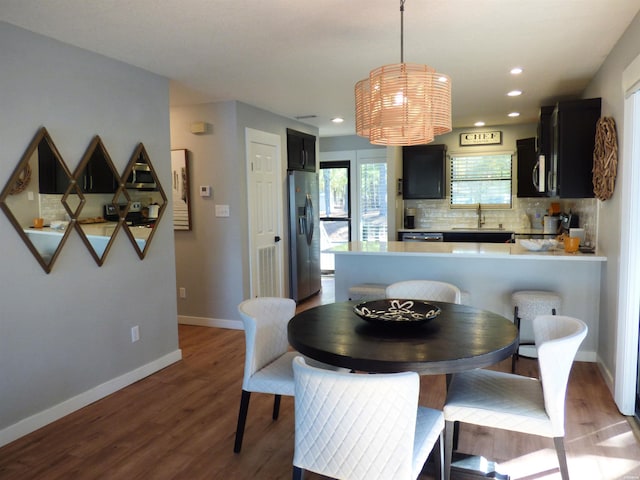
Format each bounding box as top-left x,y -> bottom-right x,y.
518,239 -> 558,251
353,299 -> 441,326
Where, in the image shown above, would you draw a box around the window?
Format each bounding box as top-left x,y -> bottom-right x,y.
359,160 -> 387,241
450,152 -> 512,208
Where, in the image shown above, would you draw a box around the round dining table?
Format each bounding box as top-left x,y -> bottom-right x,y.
287,300 -> 519,374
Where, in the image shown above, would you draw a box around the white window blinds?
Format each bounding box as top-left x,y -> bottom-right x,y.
450,153 -> 512,207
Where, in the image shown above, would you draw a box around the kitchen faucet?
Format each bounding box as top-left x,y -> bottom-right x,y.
477,203 -> 485,228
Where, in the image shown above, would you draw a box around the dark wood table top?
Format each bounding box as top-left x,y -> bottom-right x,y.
288,301 -> 519,374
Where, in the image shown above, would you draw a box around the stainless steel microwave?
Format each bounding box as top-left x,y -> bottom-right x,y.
125,163 -> 157,190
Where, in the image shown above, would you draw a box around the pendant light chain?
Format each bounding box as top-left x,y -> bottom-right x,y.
400,0 -> 405,63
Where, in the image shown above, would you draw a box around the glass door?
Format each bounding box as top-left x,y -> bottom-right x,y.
319,161 -> 351,273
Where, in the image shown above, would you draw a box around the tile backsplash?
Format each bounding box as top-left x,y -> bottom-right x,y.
405,196 -> 597,246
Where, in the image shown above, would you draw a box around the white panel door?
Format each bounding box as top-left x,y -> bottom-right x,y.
245,128 -> 284,298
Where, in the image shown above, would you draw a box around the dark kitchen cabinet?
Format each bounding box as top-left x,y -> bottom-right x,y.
80,150 -> 118,193
516,137 -> 545,197
537,105 -> 554,162
442,231 -> 514,243
549,98 -> 601,198
287,128 -> 316,172
402,144 -> 446,199
38,138 -> 71,194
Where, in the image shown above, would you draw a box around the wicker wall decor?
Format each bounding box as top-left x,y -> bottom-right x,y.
593,117 -> 618,201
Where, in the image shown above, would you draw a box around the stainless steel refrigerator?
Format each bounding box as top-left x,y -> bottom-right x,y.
288,170 -> 321,303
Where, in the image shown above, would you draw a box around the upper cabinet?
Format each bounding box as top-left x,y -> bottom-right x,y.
77,136 -> 118,194
549,98 -> 601,198
402,144 -> 446,199
287,128 -> 316,172
38,137 -> 72,194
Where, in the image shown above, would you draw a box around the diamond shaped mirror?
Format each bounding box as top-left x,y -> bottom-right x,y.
120,143 -> 167,259
72,136 -> 122,265
0,127 -> 75,273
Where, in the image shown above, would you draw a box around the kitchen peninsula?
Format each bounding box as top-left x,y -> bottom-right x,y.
328,241 -> 606,361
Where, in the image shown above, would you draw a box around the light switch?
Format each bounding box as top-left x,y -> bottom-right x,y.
215,204 -> 230,217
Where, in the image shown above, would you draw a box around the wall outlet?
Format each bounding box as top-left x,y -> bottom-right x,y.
131,325 -> 140,343
179,287 -> 186,298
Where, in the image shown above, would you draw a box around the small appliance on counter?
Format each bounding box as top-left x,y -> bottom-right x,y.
559,211 -> 579,234
404,207 -> 416,229
542,215 -> 559,234
104,202 -> 155,227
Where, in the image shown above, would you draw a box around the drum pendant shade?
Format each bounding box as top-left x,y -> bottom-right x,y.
355,1 -> 452,146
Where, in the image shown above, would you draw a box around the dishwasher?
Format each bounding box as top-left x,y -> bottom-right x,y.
400,232 -> 444,242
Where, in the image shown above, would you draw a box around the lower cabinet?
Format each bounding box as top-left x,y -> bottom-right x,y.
442,231 -> 514,243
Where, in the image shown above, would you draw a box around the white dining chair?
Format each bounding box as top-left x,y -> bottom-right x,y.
443,315 -> 587,480
234,296 -> 298,453
386,280 -> 462,304
234,297 -> 345,453
292,356 -> 445,480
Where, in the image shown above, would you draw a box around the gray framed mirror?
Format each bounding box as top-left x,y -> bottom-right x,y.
120,143 -> 167,259
0,127 -> 75,273
73,136 -> 123,266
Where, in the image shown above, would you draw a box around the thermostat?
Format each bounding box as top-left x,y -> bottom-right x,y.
200,185 -> 211,197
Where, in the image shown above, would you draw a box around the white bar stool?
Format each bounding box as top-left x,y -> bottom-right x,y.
511,290 -> 562,372
347,283 -> 388,301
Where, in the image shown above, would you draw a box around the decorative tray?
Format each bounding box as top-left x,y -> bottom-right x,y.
518,239 -> 558,251
353,299 -> 441,326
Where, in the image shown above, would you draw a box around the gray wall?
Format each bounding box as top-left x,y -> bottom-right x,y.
0,22 -> 179,443
584,12 -> 640,386
170,101 -> 317,324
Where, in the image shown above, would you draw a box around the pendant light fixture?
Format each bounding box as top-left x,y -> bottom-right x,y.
355,0 -> 452,146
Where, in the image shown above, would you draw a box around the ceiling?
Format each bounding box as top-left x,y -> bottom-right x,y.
2,0 -> 640,137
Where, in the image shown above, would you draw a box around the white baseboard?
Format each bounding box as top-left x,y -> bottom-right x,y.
178,315 -> 243,330
0,349 -> 182,448
596,353 -> 615,397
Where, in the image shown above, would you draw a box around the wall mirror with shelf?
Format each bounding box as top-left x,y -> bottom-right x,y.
0,127 -> 75,273
120,143 -> 167,259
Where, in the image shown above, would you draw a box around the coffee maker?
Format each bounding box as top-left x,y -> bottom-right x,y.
404,208 -> 416,229
559,211 -> 579,234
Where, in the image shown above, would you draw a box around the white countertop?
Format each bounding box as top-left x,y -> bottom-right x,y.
326,241 -> 606,261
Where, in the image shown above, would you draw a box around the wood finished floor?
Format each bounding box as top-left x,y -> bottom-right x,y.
1,276 -> 639,479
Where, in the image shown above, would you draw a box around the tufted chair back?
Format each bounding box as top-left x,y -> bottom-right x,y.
292,356 -> 444,480
534,314 -> 588,437
386,280 -> 462,304
238,296 -> 296,391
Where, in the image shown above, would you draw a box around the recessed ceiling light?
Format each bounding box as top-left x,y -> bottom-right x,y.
331,117 -> 344,124
507,90 -> 523,97
474,121 -> 485,127
510,67 -> 523,75
508,112 -> 520,118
